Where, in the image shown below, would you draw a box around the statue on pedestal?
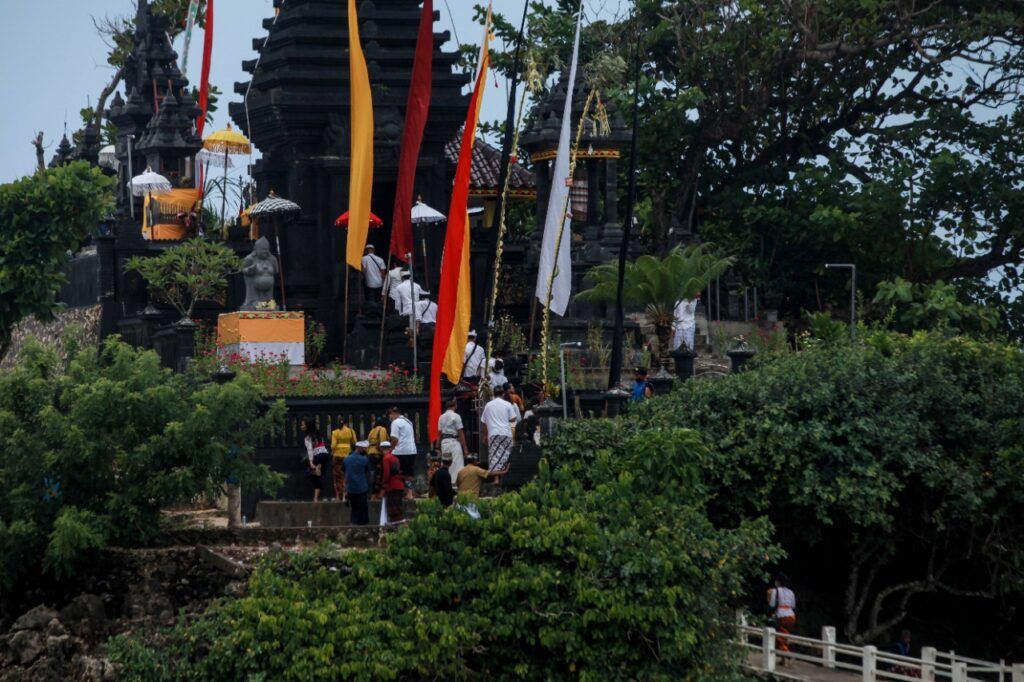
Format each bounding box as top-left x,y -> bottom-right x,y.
241,237 -> 279,310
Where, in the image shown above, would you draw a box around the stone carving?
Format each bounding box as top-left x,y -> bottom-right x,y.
241,237 -> 279,311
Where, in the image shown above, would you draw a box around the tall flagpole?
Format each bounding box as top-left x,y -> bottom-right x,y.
483,0 -> 530,334
609,14 -> 643,390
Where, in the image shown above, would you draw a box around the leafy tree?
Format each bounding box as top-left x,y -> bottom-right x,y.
0,336 -> 285,594
111,429 -> 775,680
872,277 -> 1001,335
552,331 -> 1024,646
576,244 -> 733,361
480,1 -> 1024,330
127,239 -> 240,324
0,162 -> 113,362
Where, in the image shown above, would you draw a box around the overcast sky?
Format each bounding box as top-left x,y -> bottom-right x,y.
0,0 -> 621,185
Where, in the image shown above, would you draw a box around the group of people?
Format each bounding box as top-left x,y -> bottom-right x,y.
360,244 -> 437,327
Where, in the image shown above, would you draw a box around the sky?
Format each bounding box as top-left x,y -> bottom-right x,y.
0,0 -> 620,185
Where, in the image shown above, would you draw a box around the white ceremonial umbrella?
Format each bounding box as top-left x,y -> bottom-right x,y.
411,199 -> 446,224
197,148 -> 234,169
98,145 -> 118,170
130,167 -> 172,197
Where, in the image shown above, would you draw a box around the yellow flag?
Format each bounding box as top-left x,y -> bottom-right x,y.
346,0 -> 374,270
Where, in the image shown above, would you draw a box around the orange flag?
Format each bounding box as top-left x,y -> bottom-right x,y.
346,0 -> 374,270
429,17 -> 492,441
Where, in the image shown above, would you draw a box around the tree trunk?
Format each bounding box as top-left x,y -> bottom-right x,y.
93,66 -> 126,131
654,323 -> 673,370
32,132 -> 45,173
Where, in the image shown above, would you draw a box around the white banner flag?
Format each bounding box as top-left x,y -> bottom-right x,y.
535,2 -> 584,317
180,0 -> 202,80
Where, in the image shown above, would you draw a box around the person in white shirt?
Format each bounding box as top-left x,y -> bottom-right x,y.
393,271 -> 425,317
388,406 -> 418,499
480,386 -> 519,479
672,296 -> 699,352
768,573 -> 797,667
488,358 -> 508,391
360,244 -> 387,300
386,265 -> 404,310
434,398 -> 468,479
463,331 -> 486,382
414,295 -> 437,325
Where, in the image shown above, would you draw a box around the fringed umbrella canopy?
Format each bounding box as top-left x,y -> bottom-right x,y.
130,167 -> 172,197
202,123 -> 252,155
98,145 -> 117,170
248,191 -> 301,217
197,148 -> 235,168
411,199 -> 446,224
335,210 -> 384,228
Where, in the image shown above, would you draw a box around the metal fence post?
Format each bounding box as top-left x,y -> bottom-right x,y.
952,662 -> 967,682
863,645 -> 877,682
921,647 -> 937,682
822,626 -> 836,669
1011,663 -> 1024,682
763,627 -> 776,673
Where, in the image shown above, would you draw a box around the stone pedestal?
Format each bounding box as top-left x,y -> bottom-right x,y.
603,389 -> 630,417
669,348 -> 697,381
648,366 -> 676,396
217,311 -> 306,365
727,349 -> 756,373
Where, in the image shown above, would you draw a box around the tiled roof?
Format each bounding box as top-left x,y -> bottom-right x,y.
445,138 -> 536,192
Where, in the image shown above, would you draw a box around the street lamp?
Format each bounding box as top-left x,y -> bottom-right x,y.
560,342 -> 582,419
825,263 -> 857,341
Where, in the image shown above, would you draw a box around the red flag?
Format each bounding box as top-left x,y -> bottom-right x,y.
196,0 -> 214,137
390,0 -> 434,264
428,26 -> 491,442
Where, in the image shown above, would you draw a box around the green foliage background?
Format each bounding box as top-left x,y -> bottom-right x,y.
0,337 -> 285,594
111,429 -> 775,680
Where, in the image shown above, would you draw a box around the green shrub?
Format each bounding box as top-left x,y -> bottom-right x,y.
112,428 -> 775,680
0,336 -> 285,593
619,331 -> 1024,644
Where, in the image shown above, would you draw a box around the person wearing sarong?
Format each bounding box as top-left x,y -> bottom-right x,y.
768,573 -> 797,668
379,441 -> 405,523
672,296 -> 699,351
435,398 -> 468,480
480,386 -> 519,481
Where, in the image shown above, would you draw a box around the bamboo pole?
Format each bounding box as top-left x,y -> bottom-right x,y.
377,253 -> 393,369
539,89 -> 598,392
342,262 -> 350,364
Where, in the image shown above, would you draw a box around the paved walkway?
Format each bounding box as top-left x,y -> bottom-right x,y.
746,652 -> 861,681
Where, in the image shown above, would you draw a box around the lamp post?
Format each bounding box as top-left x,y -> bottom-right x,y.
825,263 -> 857,341
560,342 -> 582,419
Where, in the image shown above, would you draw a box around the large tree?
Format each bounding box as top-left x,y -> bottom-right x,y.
482,1 -> 1024,327
0,162 -> 113,362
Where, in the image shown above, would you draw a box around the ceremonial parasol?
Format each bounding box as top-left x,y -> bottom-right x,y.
197,148 -> 234,169
130,167 -> 172,196
202,123 -> 252,234
249,192 -> 301,310
98,145 -> 117,170
411,199 -> 446,224
335,210 -> 384,229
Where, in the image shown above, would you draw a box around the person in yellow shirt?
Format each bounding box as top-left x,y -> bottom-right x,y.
366,418 -> 390,499
330,418 -> 357,500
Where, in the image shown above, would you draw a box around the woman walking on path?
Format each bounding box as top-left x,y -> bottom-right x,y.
768,573 -> 797,667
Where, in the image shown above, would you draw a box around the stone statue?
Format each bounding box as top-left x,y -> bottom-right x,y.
241,237 -> 279,310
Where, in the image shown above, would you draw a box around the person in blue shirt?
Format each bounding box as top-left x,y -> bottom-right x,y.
344,441 -> 372,525
631,367 -> 654,401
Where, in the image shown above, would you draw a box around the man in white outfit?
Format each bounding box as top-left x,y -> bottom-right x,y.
463,330 -> 486,382
393,271 -> 425,317
360,245 -> 386,300
415,294 -> 437,325
386,265 -> 404,310
672,296 -> 699,352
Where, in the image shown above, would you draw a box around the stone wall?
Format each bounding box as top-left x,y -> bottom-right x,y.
1,305 -> 101,370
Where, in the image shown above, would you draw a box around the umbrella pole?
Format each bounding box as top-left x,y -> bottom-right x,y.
342,262 -> 350,364
377,253 -> 392,369
274,219 -> 287,311
421,230 -> 430,294
408,251 -> 418,373
220,148 -> 229,238
199,159 -> 211,232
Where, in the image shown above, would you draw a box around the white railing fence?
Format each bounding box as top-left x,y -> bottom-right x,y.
736,613 -> 1024,682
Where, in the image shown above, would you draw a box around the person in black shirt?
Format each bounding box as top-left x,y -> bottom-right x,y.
429,452 -> 456,508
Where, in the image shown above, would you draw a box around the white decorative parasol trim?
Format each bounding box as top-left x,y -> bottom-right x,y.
411,200 -> 446,224
130,168 -> 172,196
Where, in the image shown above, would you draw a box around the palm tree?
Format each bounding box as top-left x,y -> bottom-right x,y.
576,244 -> 734,365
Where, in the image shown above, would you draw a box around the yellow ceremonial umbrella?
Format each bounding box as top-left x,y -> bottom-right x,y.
202,123 -> 252,236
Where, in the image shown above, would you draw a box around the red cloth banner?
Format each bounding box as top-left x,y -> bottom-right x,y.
196,0 -> 214,137
389,0 -> 434,264
428,34 -> 491,442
